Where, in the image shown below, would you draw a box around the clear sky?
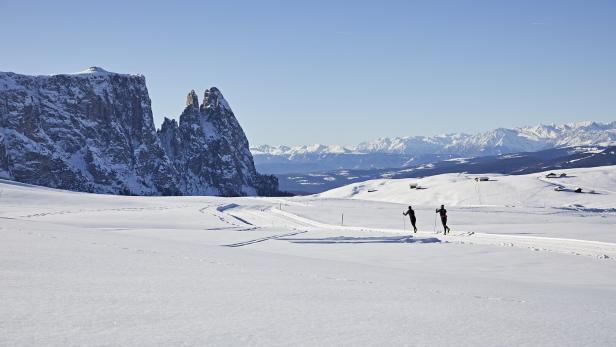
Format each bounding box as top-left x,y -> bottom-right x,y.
1,0 -> 615,146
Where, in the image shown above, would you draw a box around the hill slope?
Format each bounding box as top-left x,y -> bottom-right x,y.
1,166 -> 615,345
318,165 -> 616,210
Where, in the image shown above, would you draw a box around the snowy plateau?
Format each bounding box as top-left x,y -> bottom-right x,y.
1,165 -> 616,346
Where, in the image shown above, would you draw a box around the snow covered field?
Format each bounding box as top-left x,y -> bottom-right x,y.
2,166 -> 616,346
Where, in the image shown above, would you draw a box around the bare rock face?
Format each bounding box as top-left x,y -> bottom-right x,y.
186,89 -> 199,108
158,88 -> 278,196
0,68 -> 279,196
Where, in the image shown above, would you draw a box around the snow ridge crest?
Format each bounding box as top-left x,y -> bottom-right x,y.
253,121 -> 616,157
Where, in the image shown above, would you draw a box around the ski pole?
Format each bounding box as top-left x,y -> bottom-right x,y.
403,214 -> 406,231
433,213 -> 437,234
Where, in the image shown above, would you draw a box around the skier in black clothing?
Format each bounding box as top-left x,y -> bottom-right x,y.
435,204 -> 451,235
403,205 -> 417,233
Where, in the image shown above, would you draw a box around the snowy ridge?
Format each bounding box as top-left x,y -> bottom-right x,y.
251,143 -> 360,156
67,66 -> 137,77
253,121 -> 616,157
318,165 -> 616,210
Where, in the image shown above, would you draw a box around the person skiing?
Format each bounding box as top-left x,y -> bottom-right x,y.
435,204 -> 451,235
403,205 -> 417,233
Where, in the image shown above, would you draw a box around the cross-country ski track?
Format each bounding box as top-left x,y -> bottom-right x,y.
2,166 -> 616,346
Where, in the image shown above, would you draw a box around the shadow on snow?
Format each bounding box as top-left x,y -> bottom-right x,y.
278,235 -> 441,244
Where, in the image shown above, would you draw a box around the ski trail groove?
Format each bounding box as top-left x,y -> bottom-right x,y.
223,229 -> 309,248
266,207 -> 616,260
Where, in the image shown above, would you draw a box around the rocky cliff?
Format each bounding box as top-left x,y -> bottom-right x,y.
0,67 -> 278,196
158,89 -> 278,196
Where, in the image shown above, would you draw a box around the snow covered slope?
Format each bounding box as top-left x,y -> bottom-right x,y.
1,164 -> 616,345
276,145 -> 616,194
318,165 -> 616,210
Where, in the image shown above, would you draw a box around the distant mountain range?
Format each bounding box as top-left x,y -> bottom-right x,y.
251,121 -> 616,174
277,145 -> 616,195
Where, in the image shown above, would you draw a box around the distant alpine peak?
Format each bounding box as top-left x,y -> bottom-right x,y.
252,120 -> 616,157
251,143 -> 357,156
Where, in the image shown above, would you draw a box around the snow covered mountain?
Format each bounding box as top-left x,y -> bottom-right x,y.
252,121 -> 616,173
251,143 -> 358,156
0,67 -> 278,196
158,89 -> 278,196
277,145 -> 616,194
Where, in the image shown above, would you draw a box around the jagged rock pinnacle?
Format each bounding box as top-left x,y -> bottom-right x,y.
202,87 -> 220,106
186,90 -> 199,108
202,87 -> 230,112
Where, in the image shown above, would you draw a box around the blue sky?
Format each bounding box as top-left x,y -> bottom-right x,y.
1,0 -> 615,145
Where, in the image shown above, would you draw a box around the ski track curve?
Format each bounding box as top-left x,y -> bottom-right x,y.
217,204 -> 616,261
